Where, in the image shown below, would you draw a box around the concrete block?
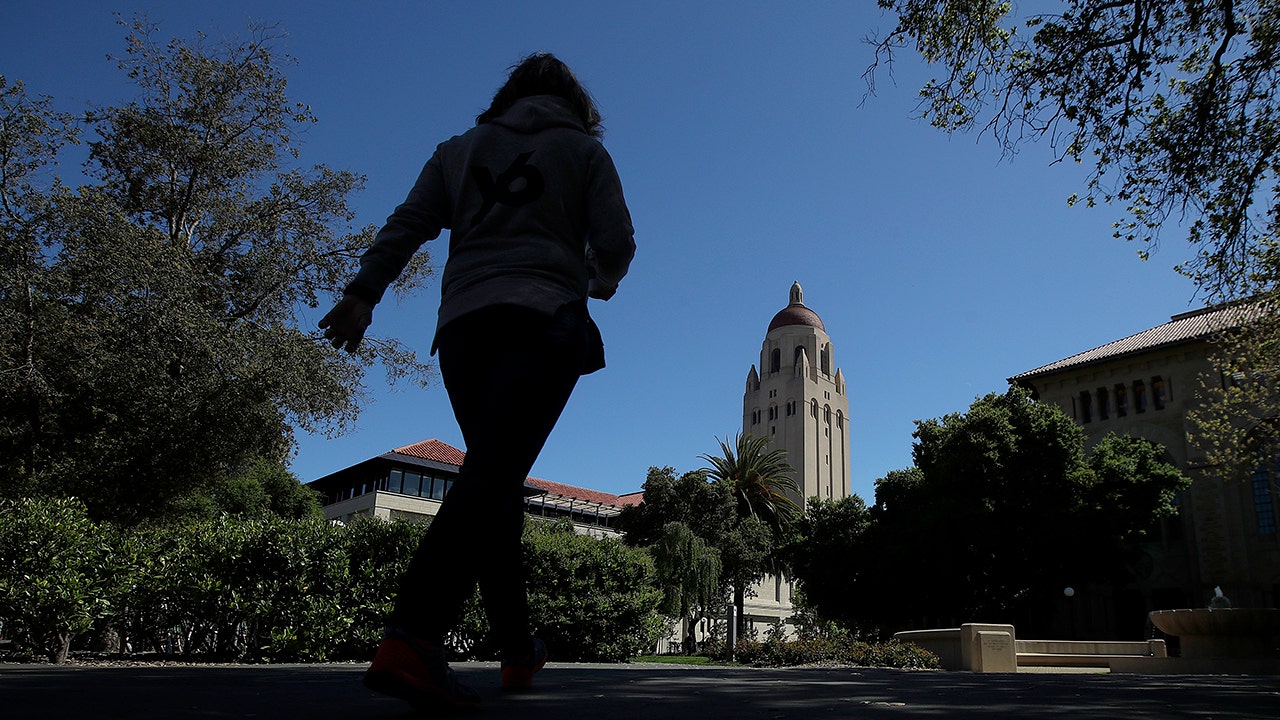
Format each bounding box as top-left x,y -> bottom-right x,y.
960,624 -> 1016,672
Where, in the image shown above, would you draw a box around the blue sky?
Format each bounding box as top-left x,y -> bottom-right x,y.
3,1 -> 1202,501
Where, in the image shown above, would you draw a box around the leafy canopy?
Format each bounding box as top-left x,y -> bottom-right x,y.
0,18 -> 431,522
787,389 -> 1189,635
869,0 -> 1280,297
700,432 -> 801,535
868,1 -> 1280,476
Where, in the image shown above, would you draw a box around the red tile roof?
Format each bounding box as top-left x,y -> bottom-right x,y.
526,477 -> 624,506
616,491 -> 646,507
1009,301 -> 1265,382
391,439 -> 632,508
394,439 -> 467,466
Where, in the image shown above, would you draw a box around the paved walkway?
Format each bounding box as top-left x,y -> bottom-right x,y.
2,662 -> 1277,719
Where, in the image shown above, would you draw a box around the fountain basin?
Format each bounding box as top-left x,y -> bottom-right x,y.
1149,609 -> 1280,659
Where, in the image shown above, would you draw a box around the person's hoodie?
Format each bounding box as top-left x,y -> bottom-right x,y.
345,94 -> 635,341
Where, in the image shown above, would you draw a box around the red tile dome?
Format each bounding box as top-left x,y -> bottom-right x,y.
768,305 -> 825,332
768,281 -> 825,331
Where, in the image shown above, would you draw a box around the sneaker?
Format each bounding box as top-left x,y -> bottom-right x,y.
363,629 -> 480,713
501,637 -> 547,692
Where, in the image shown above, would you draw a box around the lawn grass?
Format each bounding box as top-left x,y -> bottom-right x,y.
633,655 -> 713,665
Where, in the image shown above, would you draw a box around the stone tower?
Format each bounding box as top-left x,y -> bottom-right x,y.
743,282 -> 850,506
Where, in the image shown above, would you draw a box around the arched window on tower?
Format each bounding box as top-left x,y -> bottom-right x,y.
820,344 -> 831,375
824,404 -> 831,424
770,348 -> 781,374
811,399 -> 818,418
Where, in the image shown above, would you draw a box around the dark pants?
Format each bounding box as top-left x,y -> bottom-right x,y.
391,302 -> 588,657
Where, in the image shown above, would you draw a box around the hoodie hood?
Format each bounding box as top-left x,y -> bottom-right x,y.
490,95 -> 586,135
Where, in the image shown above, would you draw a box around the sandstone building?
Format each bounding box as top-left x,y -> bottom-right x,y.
1009,303 -> 1279,624
744,282 -> 851,506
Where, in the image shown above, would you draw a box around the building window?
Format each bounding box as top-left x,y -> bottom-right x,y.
1152,376 -> 1167,410
811,399 -> 818,418
1133,380 -> 1147,413
388,469 -> 404,494
1097,387 -> 1110,420
1254,454 -> 1278,536
770,349 -> 781,374
824,404 -> 831,424
1114,383 -> 1128,417
820,344 -> 831,375
836,410 -> 843,429
1079,391 -> 1093,423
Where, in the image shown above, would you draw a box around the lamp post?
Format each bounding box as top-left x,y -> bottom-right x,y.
1064,586 -> 1076,639
727,605 -> 738,661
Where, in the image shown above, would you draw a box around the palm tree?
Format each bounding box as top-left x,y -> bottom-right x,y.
700,432 -> 800,645
700,432 -> 800,535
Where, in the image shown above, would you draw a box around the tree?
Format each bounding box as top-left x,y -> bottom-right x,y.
617,466 -> 735,548
783,495 -> 872,632
867,1 -> 1280,474
700,433 -> 800,636
1188,300 -> 1280,478
700,433 -> 801,536
650,521 -> 722,652
827,389 -> 1189,635
0,18 -> 431,523
179,458 -> 324,521
1087,433 -> 1190,545
618,467 -> 736,634
622,445 -> 801,644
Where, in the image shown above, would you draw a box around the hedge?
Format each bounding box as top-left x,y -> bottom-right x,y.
0,498 -> 663,663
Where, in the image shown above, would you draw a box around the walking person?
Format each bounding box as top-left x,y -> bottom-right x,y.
319,53 -> 634,712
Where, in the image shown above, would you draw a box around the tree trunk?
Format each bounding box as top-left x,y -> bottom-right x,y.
53,631 -> 72,664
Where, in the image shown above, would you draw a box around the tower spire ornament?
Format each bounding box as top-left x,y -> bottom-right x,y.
789,281 -> 803,306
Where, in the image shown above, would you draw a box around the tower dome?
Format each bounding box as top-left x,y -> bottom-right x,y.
768,281 -> 826,332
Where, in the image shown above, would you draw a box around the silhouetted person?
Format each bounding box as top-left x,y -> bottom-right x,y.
320,52 -> 634,713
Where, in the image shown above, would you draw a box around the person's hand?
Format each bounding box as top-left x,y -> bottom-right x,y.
319,295 -> 373,353
587,278 -> 616,301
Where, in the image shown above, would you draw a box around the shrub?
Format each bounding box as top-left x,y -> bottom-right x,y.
726,636 -> 939,669
0,498 -> 132,662
3,507 -> 667,664
524,519 -> 666,662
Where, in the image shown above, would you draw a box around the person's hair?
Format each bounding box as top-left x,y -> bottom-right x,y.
477,53 -> 603,137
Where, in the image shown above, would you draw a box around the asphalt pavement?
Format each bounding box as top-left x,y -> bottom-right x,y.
2,661 -> 1277,719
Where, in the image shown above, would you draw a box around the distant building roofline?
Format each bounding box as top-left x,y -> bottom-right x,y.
1009,298 -> 1267,383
